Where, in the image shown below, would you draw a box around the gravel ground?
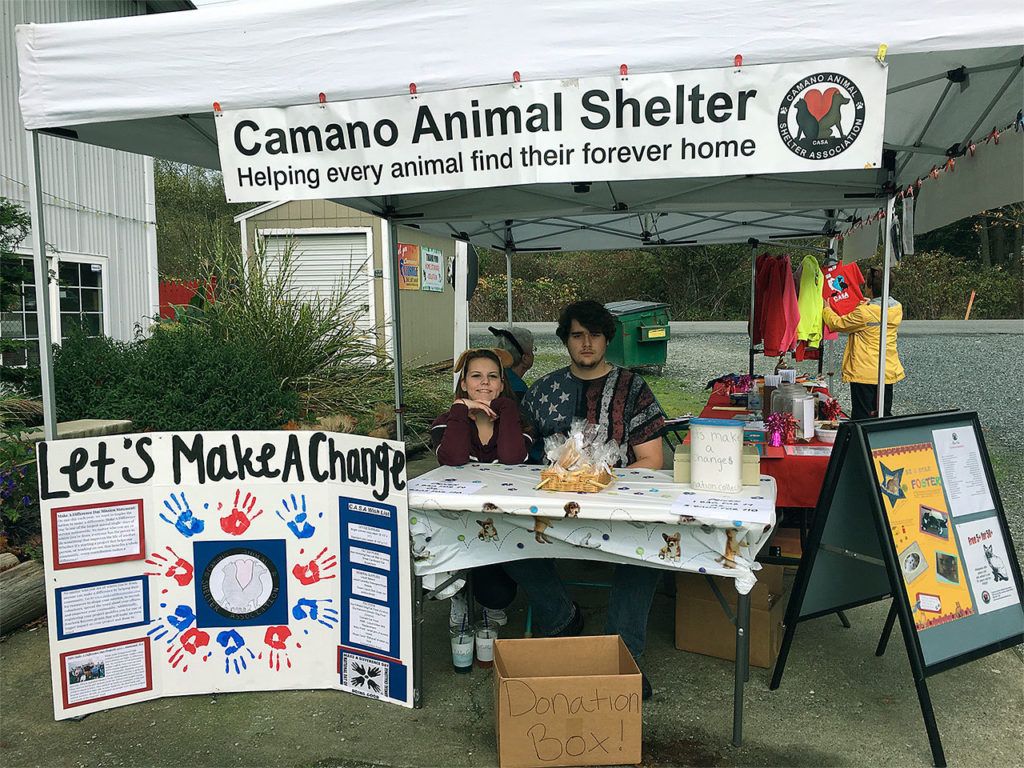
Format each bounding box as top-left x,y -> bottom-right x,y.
473,329 -> 1024,553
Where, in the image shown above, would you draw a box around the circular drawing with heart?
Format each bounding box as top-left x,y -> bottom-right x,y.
778,72 -> 866,160
202,548 -> 280,621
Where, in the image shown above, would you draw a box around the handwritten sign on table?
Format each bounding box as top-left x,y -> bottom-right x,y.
406,478 -> 484,495
669,489 -> 773,525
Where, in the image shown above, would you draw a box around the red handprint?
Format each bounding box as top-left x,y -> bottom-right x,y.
259,625 -> 293,671
144,546 -> 194,587
167,627 -> 210,672
219,489 -> 263,536
291,547 -> 337,586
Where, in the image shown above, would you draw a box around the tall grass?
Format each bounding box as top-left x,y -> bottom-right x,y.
0,384 -> 42,428
196,235 -> 383,389
192,236 -> 451,444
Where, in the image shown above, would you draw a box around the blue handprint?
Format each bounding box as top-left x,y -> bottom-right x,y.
146,604 -> 196,643
276,493 -> 321,539
160,492 -> 205,538
216,629 -> 256,674
291,597 -> 339,629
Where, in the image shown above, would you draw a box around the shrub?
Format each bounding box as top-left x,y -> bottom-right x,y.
402,366 -> 461,444
299,363 -> 454,447
53,324 -> 299,431
0,432 -> 40,557
471,245 -> 1023,321
470,245 -> 754,321
130,324 -> 299,431
0,384 -> 42,557
859,250 -> 1024,320
471,274 -> 582,322
53,327 -> 138,421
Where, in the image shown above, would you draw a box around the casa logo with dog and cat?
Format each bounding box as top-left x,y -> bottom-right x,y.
778,72 -> 866,160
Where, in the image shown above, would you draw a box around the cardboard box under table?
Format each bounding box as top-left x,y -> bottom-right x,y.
675,566 -> 787,668
494,636 -> 642,768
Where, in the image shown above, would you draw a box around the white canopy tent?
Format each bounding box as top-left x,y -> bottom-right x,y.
14,0 -> 1024,441
12,3 -> 1024,749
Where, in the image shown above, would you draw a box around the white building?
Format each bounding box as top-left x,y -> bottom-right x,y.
1,0 -> 194,368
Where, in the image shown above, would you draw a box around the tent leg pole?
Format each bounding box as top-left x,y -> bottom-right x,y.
748,240 -> 757,376
823,235 -> 836,384
452,240 -> 470,390
505,246 -> 513,328
876,196 -> 895,418
731,591 -> 750,746
25,130 -> 57,442
385,217 -> 405,442
413,574 -> 423,707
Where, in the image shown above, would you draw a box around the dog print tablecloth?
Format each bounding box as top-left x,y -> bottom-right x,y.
408,465 -> 777,594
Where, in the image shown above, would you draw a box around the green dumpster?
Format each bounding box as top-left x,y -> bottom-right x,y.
604,300 -> 671,370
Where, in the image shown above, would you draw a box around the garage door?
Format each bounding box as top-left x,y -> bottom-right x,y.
261,231 -> 375,334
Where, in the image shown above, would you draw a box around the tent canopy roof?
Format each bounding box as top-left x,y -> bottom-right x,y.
16,0 -> 1024,244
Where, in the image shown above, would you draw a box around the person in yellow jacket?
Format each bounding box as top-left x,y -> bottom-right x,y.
822,266 -> 905,420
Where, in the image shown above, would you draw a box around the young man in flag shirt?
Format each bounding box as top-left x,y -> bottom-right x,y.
509,300 -> 666,699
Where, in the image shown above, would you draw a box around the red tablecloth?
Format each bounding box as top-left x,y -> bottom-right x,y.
699,390 -> 831,508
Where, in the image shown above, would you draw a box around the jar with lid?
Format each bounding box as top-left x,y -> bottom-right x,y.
770,382 -> 807,416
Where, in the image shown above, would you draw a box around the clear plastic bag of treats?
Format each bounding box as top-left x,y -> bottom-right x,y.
536,419 -> 624,492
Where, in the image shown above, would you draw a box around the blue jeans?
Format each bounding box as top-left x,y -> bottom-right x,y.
501,559 -> 662,660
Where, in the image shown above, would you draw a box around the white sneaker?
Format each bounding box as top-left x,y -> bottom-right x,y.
481,606 -> 508,627
449,591 -> 469,630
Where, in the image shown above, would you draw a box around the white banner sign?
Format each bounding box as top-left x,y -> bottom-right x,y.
38,431 -> 413,719
215,57 -> 887,202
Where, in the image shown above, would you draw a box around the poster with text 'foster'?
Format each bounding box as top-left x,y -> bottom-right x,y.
872,443 -> 975,631
38,431 -> 413,719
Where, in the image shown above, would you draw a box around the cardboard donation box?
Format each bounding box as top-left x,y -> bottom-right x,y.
494,636 -> 642,768
675,566 -> 787,668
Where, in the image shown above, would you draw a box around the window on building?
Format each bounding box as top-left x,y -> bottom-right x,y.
58,261 -> 105,338
0,255 -> 39,368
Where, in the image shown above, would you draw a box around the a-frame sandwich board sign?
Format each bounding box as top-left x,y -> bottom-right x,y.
770,413 -> 1023,767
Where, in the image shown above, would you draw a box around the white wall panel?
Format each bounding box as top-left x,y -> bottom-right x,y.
1,0 -> 157,342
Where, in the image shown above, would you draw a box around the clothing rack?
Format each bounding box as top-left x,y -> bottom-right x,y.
747,238 -> 836,379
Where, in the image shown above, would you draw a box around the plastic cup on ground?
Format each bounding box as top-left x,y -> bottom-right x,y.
475,622 -> 498,668
450,626 -> 473,673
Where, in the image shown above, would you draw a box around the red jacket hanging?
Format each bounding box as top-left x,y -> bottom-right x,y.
755,254 -> 800,356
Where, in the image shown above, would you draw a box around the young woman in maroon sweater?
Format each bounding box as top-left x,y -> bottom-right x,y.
429,348 -> 530,629
430,348 -> 532,465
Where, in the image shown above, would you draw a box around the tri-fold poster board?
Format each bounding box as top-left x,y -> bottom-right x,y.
771,412 -> 1023,767
37,431 -> 414,719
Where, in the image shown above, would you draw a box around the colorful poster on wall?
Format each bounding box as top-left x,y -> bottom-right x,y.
871,442 -> 976,631
420,247 -> 444,292
397,243 -> 420,290
37,431 -> 413,719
